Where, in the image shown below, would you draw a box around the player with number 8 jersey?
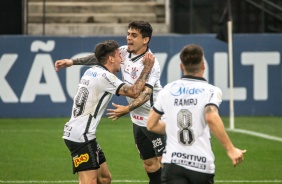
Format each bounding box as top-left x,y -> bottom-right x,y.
153,76 -> 222,173
147,44 -> 246,184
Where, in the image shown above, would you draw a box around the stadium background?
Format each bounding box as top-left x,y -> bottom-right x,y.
1,1 -> 282,184
1,0 -> 282,118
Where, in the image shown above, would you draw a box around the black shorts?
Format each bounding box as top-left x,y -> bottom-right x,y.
161,163 -> 214,184
64,139 -> 106,174
133,123 -> 166,160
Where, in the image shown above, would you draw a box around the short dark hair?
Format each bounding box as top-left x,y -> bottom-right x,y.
94,40 -> 119,65
180,44 -> 204,73
128,21 -> 153,41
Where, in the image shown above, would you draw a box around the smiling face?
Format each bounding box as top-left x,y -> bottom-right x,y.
110,49 -> 122,74
126,28 -> 149,55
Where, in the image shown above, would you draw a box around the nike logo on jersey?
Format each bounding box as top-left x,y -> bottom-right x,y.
157,147 -> 164,152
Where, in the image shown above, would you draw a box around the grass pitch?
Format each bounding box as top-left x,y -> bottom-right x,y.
0,116 -> 281,184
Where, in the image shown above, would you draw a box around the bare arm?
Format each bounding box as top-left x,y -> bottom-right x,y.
107,86 -> 153,120
146,108 -> 166,134
72,54 -> 97,65
54,54 -> 96,71
118,52 -> 155,98
205,105 -> 247,167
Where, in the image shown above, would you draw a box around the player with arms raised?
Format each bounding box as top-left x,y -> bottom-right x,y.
56,21 -> 166,184
62,40 -> 155,184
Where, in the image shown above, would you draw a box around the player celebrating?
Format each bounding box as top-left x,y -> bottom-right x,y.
62,40 -> 155,184
146,44 -> 246,184
55,21 -> 165,184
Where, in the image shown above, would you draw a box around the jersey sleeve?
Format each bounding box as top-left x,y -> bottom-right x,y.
98,71 -> 125,95
206,86 -> 222,108
152,87 -> 165,115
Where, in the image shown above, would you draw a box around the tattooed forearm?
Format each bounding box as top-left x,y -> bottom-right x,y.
132,71 -> 150,94
205,105 -> 219,113
73,54 -> 97,65
128,90 -> 151,112
120,71 -> 150,97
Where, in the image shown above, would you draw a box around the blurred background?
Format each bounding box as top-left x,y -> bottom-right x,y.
1,0 -> 282,118
1,0 -> 282,36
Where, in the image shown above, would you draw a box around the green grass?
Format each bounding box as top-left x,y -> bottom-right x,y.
0,116 -> 282,184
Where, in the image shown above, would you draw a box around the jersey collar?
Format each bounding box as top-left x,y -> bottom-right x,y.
182,75 -> 206,82
94,63 -> 110,72
128,47 -> 149,62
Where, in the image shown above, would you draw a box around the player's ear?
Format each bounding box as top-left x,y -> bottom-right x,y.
201,58 -> 205,70
143,37 -> 149,44
201,60 -> 206,70
108,55 -> 113,63
180,62 -> 184,72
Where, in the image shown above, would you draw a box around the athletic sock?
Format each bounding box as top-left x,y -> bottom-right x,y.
147,168 -> 162,184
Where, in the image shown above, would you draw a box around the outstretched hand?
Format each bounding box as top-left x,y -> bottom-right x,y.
54,59 -> 73,71
227,148 -> 247,167
107,103 -> 130,120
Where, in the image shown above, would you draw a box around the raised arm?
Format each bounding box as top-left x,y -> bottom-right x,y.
107,86 -> 153,120
72,54 -> 97,65
204,104 -> 247,167
117,52 -> 154,98
54,54 -> 96,71
107,53 -> 156,120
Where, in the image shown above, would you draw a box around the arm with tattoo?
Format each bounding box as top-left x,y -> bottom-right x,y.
54,54 -> 97,71
128,87 -> 152,111
118,66 -> 152,98
107,87 -> 152,120
72,54 -> 97,65
117,52 -> 155,98
107,52 -> 155,120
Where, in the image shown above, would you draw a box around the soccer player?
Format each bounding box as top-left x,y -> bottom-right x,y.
146,44 -> 247,184
62,40 -> 156,184
55,21 -> 165,184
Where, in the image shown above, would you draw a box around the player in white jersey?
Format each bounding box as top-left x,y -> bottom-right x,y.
55,21 -> 165,184
59,40 -> 156,184
147,44 -> 247,184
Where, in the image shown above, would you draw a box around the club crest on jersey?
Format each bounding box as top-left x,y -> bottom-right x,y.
131,67 -> 138,79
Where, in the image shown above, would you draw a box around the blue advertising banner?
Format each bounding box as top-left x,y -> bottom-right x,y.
0,34 -> 281,117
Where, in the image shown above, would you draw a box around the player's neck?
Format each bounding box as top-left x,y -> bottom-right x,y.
133,45 -> 148,55
103,63 -> 116,74
184,72 -> 203,78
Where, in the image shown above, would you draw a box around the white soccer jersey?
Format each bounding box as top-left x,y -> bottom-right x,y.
153,76 -> 222,174
63,64 -> 124,143
119,45 -> 163,127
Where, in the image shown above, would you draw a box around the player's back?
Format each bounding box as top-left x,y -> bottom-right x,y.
159,76 -> 222,174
